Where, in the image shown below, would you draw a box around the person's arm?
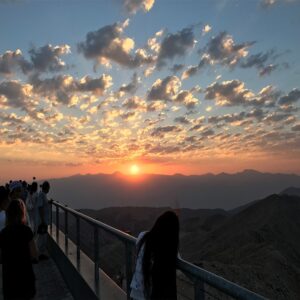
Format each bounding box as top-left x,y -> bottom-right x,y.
29,239 -> 38,260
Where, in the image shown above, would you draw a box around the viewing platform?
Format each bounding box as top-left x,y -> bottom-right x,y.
1,200 -> 266,300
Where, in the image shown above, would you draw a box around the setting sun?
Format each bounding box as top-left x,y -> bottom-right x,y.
130,164 -> 140,175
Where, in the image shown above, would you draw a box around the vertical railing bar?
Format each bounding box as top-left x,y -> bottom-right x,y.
50,201 -> 53,236
125,241 -> 133,300
76,216 -> 81,271
64,207 -> 68,255
56,205 -> 59,243
194,279 -> 205,300
94,226 -> 100,298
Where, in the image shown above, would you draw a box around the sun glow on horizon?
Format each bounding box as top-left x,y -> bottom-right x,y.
130,164 -> 140,175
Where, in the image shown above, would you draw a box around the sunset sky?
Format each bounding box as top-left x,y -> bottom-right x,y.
0,0 -> 300,182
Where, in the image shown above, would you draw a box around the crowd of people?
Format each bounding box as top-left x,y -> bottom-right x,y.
0,179 -> 51,300
0,178 -> 180,300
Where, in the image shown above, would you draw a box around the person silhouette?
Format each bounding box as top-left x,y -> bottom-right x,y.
130,211 -> 179,300
0,199 -> 38,300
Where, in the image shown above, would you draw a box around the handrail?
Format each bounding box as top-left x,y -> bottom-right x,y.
50,200 -> 266,300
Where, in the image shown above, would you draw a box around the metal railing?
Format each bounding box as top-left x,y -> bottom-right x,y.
50,200 -> 266,300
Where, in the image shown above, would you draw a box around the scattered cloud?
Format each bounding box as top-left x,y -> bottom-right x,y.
78,20 -> 155,68
278,88 -> 300,105
205,80 -> 281,107
122,0 -> 155,14
157,27 -> 196,68
147,76 -> 181,101
28,44 -> 70,73
202,24 -> 212,35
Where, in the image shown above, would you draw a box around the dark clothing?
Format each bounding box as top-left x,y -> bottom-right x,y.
0,224 -> 36,300
151,260 -> 177,300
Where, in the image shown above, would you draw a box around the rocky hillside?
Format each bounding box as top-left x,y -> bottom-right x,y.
181,194 -> 300,299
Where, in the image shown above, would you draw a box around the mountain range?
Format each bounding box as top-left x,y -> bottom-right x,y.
47,169 -> 300,209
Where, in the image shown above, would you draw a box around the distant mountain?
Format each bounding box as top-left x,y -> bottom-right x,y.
280,186 -> 300,197
47,170 -> 300,209
181,194 -> 300,299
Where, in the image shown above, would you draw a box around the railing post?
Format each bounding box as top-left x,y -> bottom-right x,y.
94,226 -> 100,297
50,201 -> 53,236
64,207 -> 68,255
194,279 -> 205,300
76,216 -> 81,271
125,241 -> 133,300
56,205 -> 59,243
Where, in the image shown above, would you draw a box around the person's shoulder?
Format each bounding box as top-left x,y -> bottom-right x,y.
136,231 -> 147,245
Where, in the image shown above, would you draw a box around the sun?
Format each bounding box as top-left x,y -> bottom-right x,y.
130,164 -> 140,175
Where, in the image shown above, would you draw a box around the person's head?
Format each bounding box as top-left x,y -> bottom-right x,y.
0,186 -> 10,211
6,199 -> 27,226
30,182 -> 38,194
9,181 -> 22,200
41,181 -> 50,194
141,210 -> 179,296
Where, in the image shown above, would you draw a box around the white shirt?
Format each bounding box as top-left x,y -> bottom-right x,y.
130,231 -> 147,300
0,210 -> 6,231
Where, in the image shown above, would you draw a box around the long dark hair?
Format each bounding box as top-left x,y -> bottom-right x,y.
6,199 -> 27,226
139,211 -> 179,299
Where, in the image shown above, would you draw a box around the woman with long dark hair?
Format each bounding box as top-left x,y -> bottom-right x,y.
0,199 -> 38,300
130,211 -> 179,300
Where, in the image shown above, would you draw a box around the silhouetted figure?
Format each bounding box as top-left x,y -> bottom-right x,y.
0,199 -> 38,300
37,181 -> 51,260
9,181 -> 22,201
26,182 -> 38,234
130,211 -> 179,300
0,186 -> 10,231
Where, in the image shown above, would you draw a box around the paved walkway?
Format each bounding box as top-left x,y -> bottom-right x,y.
0,258 -> 74,300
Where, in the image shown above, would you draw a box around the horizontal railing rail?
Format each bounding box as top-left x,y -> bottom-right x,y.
50,200 -> 266,300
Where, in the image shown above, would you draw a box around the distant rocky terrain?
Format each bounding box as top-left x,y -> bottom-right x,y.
48,169 -> 300,210
59,193 -> 300,299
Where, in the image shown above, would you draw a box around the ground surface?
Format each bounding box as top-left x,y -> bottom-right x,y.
0,257 -> 74,300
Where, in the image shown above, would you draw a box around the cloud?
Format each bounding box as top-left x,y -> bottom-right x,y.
28,44 -> 70,73
0,49 -> 31,76
174,90 -> 199,109
278,88 -> 300,105
157,27 -> 196,67
259,64 -> 278,76
181,55 -> 210,80
203,31 -> 254,67
118,72 -> 140,95
205,80 -> 280,107
240,49 -> 286,76
261,0 -> 277,7
260,0 -> 296,8
205,80 -> 253,106
170,64 -> 185,73
174,116 -> 191,125
0,44 -> 70,76
151,125 -> 182,137
0,80 -> 32,110
291,123 -> 300,131
147,76 -> 181,101
30,73 -> 112,106
146,101 -> 167,112
122,0 -> 155,14
122,96 -> 147,110
78,20 -> 155,68
78,74 -> 113,95
202,24 -> 212,35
